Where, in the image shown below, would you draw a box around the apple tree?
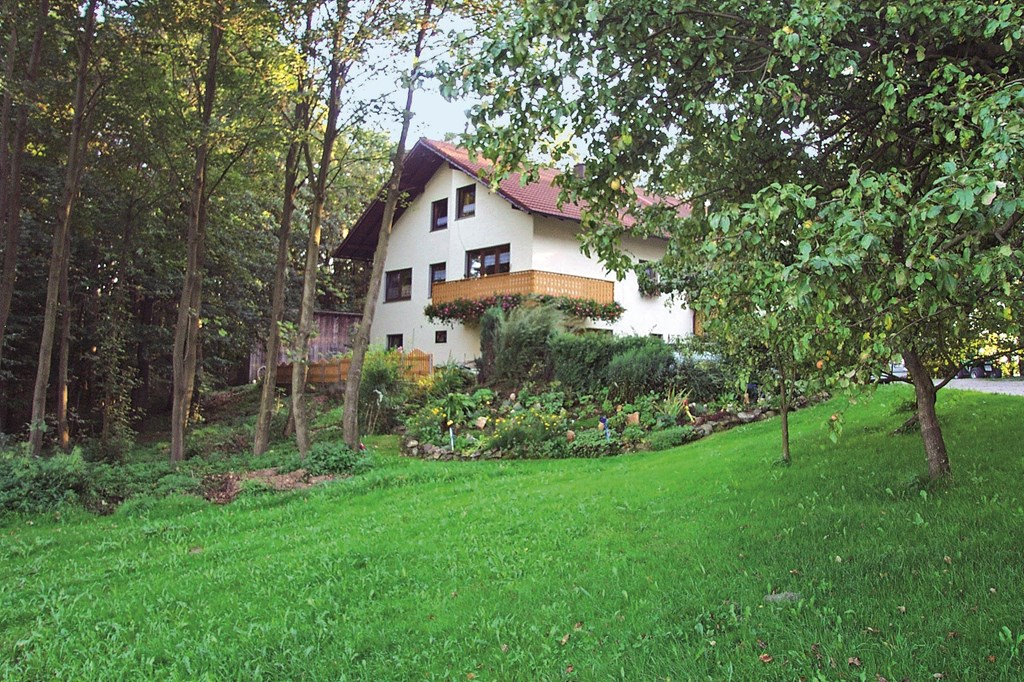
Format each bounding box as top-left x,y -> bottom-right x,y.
453,0 -> 1024,479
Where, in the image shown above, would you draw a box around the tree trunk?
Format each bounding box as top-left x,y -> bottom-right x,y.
57,228 -> 72,450
0,0 -> 48,375
342,0 -> 433,449
28,0 -> 98,456
253,141 -> 298,456
170,5 -> 223,462
778,360 -> 791,465
903,349 -> 951,480
254,21 -> 310,455
132,294 -> 153,414
291,11 -> 346,459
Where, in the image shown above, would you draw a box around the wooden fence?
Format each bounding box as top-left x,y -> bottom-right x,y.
274,349 -> 433,387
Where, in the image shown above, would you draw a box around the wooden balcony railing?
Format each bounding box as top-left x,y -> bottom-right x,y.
431,270 -> 614,305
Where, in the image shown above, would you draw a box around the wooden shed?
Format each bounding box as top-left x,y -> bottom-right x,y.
248,310 -> 362,382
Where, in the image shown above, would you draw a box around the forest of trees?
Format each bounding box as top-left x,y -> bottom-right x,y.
0,0 -> 461,453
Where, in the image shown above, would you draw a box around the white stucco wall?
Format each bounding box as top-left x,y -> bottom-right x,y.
531,217 -> 693,340
369,167 -> 535,365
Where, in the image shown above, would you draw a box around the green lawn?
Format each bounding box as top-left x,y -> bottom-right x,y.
2,387 -> 1023,680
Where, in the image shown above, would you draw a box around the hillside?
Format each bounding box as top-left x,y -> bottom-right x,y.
2,387 -> 1023,680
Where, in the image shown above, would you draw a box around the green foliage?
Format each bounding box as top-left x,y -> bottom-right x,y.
490,304 -> 565,387
550,333 -> 645,395
305,441 -> 373,477
567,428 -> 621,458
416,363 -> 477,400
647,425 -> 695,451
605,339 -> 676,402
0,450 -> 191,514
456,0 -> 1024,477
0,452 -> 89,513
478,306 -> 503,383
357,347 -> 409,435
671,347 -> 733,404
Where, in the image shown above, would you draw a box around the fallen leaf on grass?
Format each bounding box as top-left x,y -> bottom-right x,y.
987,655 -> 996,663
500,644 -> 509,653
466,674 -> 475,680
864,627 -> 881,635
566,665 -> 574,674
876,676 -> 889,682
188,546 -> 203,554
947,631 -> 959,639
559,633 -> 570,646
933,674 -> 945,679
573,621 -> 584,631
848,657 -> 862,667
759,653 -> 774,664
943,556 -> 952,565
897,606 -> 907,614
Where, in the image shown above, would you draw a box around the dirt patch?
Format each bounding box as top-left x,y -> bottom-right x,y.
202,468 -> 342,504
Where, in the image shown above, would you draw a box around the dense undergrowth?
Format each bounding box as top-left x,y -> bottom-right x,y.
2,386 -> 1023,680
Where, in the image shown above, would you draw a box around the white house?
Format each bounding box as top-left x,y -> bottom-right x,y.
334,138 -> 696,365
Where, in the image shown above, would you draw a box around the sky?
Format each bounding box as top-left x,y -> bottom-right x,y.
402,86 -> 473,142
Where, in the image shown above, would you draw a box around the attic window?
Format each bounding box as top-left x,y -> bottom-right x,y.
431,199 -> 448,231
456,184 -> 476,219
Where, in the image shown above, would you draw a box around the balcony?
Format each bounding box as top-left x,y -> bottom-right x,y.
431,270 -> 614,305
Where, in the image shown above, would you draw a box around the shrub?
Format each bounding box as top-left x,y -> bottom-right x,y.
648,426 -> 695,451
479,306 -> 503,383
419,363 -> 476,400
359,347 -> 409,434
153,472 -> 203,497
490,304 -> 565,387
569,429 -> 621,458
550,333 -> 658,396
670,337 -> 739,403
0,451 -> 91,513
620,424 -> 648,450
306,441 -> 373,476
605,339 -> 676,402
671,354 -> 732,404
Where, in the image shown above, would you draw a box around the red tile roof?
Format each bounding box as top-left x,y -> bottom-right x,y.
335,138 -> 689,260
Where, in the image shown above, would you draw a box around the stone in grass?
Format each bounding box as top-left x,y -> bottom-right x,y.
764,591 -> 803,604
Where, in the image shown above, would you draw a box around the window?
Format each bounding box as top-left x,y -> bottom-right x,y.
637,259 -> 660,296
430,199 -> 448,231
385,268 -> 412,302
466,244 -> 510,278
456,184 -> 476,219
386,334 -> 403,350
435,330 -> 448,344
429,262 -> 446,297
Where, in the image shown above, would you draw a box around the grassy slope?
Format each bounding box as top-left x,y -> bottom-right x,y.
1,387 -> 1023,681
